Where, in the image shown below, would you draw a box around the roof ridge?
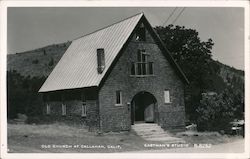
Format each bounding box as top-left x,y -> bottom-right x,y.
73,12 -> 143,41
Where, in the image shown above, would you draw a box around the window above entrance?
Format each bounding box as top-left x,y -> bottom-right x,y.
131,49 -> 154,76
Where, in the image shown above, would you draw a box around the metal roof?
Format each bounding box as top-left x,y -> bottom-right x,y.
39,13 -> 143,92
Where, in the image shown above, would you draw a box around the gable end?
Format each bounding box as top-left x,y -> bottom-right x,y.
141,16 -> 189,84
98,14 -> 189,90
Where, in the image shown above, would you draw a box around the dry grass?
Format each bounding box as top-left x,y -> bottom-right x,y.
8,122 -> 89,138
8,123 -> 147,153
7,123 -> 243,153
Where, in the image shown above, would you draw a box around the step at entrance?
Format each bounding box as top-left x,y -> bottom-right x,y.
132,123 -> 185,143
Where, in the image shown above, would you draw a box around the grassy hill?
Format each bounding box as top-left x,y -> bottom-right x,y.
7,41 -> 71,77
216,61 -> 244,88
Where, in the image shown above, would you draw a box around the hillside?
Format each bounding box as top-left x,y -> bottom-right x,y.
7,41 -> 71,77
216,61 -> 244,88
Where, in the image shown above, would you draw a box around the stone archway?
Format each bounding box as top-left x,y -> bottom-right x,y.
131,91 -> 158,125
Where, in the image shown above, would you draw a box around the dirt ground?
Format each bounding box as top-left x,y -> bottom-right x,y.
7,123 -> 244,153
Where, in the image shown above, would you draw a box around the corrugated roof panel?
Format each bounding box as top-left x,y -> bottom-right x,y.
39,13 -> 143,92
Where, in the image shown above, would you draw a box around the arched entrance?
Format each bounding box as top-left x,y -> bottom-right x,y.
131,91 -> 158,125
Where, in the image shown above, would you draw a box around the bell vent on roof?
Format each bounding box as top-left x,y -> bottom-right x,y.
97,48 -> 105,74
135,23 -> 146,41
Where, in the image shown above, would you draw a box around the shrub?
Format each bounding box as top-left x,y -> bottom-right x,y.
196,88 -> 243,133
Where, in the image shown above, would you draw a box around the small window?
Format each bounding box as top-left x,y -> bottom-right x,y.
116,90 -> 122,105
62,104 -> 66,116
81,92 -> 87,117
164,90 -> 171,103
81,104 -> 87,117
46,103 -> 50,115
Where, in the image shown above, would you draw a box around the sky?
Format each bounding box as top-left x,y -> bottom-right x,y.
7,7 -> 245,70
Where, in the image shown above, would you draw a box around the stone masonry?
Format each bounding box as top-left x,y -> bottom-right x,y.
98,21 -> 186,132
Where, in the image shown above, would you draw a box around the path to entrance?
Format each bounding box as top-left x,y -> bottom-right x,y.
132,123 -> 185,143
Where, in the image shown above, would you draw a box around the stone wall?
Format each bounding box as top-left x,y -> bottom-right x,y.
44,98 -> 99,131
85,100 -> 99,131
98,21 -> 186,132
43,100 -> 86,126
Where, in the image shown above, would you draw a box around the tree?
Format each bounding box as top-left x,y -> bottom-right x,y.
155,25 -> 215,87
7,70 -> 46,119
155,25 -> 220,122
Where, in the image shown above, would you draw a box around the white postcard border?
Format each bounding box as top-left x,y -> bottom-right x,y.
0,1 -> 249,159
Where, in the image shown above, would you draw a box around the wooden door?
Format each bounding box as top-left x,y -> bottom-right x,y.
144,103 -> 154,122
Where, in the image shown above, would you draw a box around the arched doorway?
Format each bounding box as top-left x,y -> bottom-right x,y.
131,91 -> 158,125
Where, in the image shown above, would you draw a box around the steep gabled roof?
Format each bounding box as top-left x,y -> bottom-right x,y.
39,13 -> 188,93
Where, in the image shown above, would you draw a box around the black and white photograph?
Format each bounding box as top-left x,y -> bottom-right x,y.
0,1 -> 249,159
